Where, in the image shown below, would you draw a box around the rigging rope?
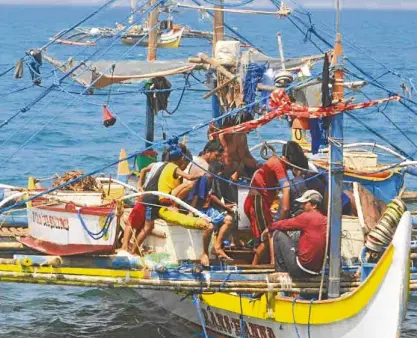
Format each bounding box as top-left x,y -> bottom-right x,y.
0,0 -> 155,130
0,0 -> 118,81
163,72 -> 191,115
41,0 -> 118,51
0,1 -> 164,165
0,65 -> 15,78
346,112 -> 413,160
192,294 -> 209,338
202,0 -> 254,7
190,0 -> 261,51
0,84 -> 36,100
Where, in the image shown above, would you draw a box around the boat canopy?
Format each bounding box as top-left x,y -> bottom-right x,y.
44,54 -> 196,89
240,48 -> 327,71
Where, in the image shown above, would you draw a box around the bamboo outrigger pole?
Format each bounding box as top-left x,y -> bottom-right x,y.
328,0 -> 344,298
145,0 -> 159,147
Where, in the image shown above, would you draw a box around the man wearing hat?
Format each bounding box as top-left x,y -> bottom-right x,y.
266,190 -> 327,277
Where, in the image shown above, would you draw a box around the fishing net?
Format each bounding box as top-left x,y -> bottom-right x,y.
52,171 -> 100,192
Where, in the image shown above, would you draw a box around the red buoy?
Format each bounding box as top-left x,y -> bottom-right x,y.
103,104 -> 116,127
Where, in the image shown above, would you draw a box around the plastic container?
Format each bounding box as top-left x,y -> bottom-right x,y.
215,40 -> 241,65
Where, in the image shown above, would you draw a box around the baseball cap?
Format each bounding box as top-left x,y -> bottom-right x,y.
295,190 -> 323,204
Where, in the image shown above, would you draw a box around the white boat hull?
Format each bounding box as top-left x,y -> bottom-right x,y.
135,211 -> 412,338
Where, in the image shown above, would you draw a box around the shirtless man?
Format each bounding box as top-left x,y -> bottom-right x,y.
208,121 -> 258,181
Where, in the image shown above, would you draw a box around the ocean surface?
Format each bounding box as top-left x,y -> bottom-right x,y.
0,4 -> 416,337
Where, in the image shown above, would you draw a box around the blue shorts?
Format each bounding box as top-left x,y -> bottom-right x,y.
200,207 -> 225,230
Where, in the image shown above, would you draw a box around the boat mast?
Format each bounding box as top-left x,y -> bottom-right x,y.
211,0 -> 224,120
328,0 -> 344,299
212,0 -> 224,56
145,0 -> 159,147
129,0 -> 137,24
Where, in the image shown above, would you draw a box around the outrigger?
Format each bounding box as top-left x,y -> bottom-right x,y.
0,0 -> 416,337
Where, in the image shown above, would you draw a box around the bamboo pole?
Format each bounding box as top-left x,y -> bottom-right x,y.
0,242 -> 25,249
203,75 -> 238,99
212,0 -> 224,56
147,0 -> 159,62
0,270 -> 357,294
197,53 -> 235,79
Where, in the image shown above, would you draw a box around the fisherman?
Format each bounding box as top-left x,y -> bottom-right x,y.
265,190 -> 327,277
244,141 -> 309,265
208,117 -> 258,182
173,139 -> 224,199
185,139 -> 223,180
154,143 -> 216,266
119,144 -> 203,255
188,161 -> 236,260
117,149 -> 169,254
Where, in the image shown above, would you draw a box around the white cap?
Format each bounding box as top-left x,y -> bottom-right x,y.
295,190 -> 323,204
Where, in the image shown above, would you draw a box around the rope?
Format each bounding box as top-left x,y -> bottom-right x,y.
40,0 -> 118,51
190,0 -> 261,51
181,151 -> 326,190
0,2 -> 163,166
308,298 -> 314,338
243,63 -> 267,109
163,72 -> 191,115
292,297 -> 302,338
202,0 -> 254,8
77,209 -> 114,240
192,294 -> 209,338
0,0 -> 155,130
345,112 -> 413,160
0,84 -> 36,100
239,294 -> 246,338
0,65 -> 14,78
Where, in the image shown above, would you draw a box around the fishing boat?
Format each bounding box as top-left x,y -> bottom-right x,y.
0,0 -> 416,337
120,21 -> 185,48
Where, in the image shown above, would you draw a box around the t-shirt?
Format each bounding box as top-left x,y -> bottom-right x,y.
289,174 -> 308,217
269,211 -> 327,272
143,162 -> 165,190
251,156 -> 288,205
183,156 -> 209,184
158,162 -> 181,200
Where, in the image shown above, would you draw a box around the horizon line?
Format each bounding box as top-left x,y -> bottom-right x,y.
0,2 -> 416,10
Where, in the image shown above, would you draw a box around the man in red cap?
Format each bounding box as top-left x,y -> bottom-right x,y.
266,189 -> 327,277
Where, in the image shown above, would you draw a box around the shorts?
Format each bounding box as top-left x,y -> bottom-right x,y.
244,194 -> 272,239
141,195 -> 161,220
128,201 -> 146,231
200,207 -> 225,230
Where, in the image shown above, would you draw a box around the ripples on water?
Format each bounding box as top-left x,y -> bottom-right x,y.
0,4 -> 417,337
0,284 -> 199,338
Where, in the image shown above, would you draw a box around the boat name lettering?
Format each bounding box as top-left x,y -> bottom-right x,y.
32,211 -> 69,231
201,308 -> 276,338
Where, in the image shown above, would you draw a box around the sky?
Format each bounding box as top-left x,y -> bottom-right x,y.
0,0 -> 416,10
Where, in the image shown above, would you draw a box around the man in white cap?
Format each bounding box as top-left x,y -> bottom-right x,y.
265,189 -> 327,277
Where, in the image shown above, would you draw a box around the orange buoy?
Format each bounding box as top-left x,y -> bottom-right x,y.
103,104 -> 116,127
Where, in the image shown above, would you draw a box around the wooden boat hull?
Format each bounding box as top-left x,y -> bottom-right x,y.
19,204 -> 118,256
136,212 -> 412,338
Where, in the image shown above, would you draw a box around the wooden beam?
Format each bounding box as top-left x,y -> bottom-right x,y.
147,0 -> 159,62
203,75 -> 238,99
197,53 -> 235,79
212,0 -> 224,56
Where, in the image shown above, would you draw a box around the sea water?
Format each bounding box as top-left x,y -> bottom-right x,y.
0,4 -> 416,337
